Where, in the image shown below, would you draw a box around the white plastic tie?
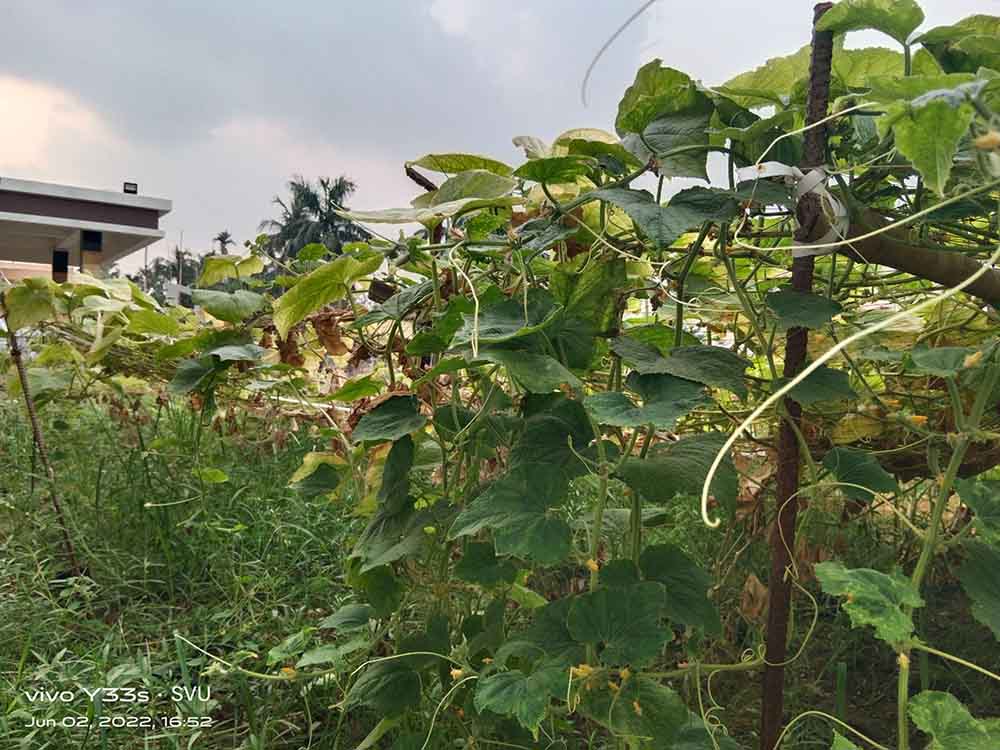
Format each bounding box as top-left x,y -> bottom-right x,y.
736,161 -> 850,257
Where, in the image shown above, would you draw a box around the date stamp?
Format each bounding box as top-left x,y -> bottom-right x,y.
20,686 -> 215,731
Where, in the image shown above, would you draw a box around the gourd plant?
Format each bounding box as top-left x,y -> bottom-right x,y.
4,1 -> 1000,748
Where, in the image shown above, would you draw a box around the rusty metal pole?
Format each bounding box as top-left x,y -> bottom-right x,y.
760,4 -> 834,749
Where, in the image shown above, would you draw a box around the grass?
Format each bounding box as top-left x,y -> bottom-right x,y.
0,397 -> 360,749
2,397 -> 999,749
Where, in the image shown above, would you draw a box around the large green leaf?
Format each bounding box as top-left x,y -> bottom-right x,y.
781,366 -> 858,405
617,433 -> 738,514
455,542 -> 517,587
616,61 -> 711,136
822,447 -> 898,501
830,732 -> 861,750
908,691 -> 995,750
3,279 -> 57,331
954,478 -> 1000,540
720,44 -> 813,108
816,0 -> 924,45
590,186 -> 738,250
452,289 -> 561,348
958,541 -> 1000,641
577,676 -> 689,746
878,94 -> 976,195
192,289 -> 266,324
474,667 -> 566,732
909,346 -> 976,377
918,15 -> 1000,73
351,396 -> 427,443
479,349 -> 581,393
612,337 -> 749,398
318,603 -> 374,631
407,152 -> 513,176
766,289 -> 843,330
567,582 -> 668,666
584,373 -> 708,429
273,252 -> 381,337
345,661 -> 421,716
866,73 -> 977,102
815,562 -> 923,645
494,515 -> 573,564
126,308 -> 181,336
198,254 -> 265,286
513,155 -> 597,184
550,255 -> 627,336
169,356 -> 223,395
639,544 -> 721,635
412,169 -> 516,207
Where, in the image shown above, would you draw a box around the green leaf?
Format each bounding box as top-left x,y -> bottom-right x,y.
830,732 -> 861,750
720,44 -> 813,108
866,73 -> 977,102
351,396 -> 427,443
878,96 -> 976,195
291,463 -> 342,496
954,478 -> 1000,540
958,541 -> 1000,640
198,254 -> 265,286
815,0 -> 924,45
495,515 -> 573,565
918,15 -> 1000,73
474,667 -> 566,732
169,356 -> 222,395
346,661 -> 421,716
550,255 -> 627,336
577,676 -> 689,744
822,447 -> 898,501
296,636 -> 370,668
599,559 -> 641,588
479,349 -> 582,393
192,467 -> 228,484
452,289 -> 560,347
407,152 -> 513,176
319,603 -> 374,631
909,346 -> 976,377
3,279 -> 57,331
766,289 -> 843,329
616,61 -> 712,137
376,435 -> 414,515
591,187 -> 739,250
815,562 -> 923,645
344,197 -> 520,228
330,375 -> 382,402
352,565 -> 403,617
567,582 -> 668,666
126,308 -> 181,336
781,366 -> 858,405
455,542 -> 517,587
628,106 -> 714,180
584,373 -> 708,429
612,338 -> 749,398
273,252 -> 380,337
514,155 -> 597,184
617,433 -> 738,514
205,343 -> 266,362
192,289 -> 266,324
266,628 -> 313,665
639,544 -> 721,635
909,690 -> 994,750
413,170 -> 516,207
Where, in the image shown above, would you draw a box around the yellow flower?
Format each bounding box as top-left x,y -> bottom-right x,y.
620,668 -> 632,681
585,559 -> 600,573
450,668 -> 465,681
908,415 -> 928,427
633,700 -> 643,716
964,351 -> 984,369
607,681 -> 620,692
571,664 -> 595,679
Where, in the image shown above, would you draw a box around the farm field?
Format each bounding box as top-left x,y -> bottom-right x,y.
3,2 -> 1000,749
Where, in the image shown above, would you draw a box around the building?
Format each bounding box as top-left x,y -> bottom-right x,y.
0,177 -> 171,283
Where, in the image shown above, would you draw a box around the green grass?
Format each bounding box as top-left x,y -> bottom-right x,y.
0,398 -> 360,749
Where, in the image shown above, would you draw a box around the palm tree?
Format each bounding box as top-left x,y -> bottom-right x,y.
259,175 -> 370,260
213,230 -> 234,255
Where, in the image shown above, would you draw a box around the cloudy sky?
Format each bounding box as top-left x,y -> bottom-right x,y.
0,0 -> 990,270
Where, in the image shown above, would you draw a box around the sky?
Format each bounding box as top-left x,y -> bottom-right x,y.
0,0 -> 992,272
